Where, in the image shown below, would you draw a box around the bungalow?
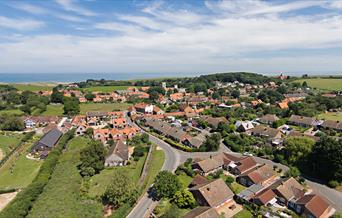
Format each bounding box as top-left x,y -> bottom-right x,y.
189,179 -> 240,216
235,121 -> 254,132
192,154 -> 224,176
251,125 -> 282,142
105,140 -> 129,167
31,129 -> 63,158
231,156 -> 258,175
237,164 -> 277,187
182,136 -> 204,149
182,207 -> 220,218
189,174 -> 209,188
288,115 -> 317,127
295,194 -> 335,218
202,116 -> 228,129
258,114 -> 279,125
320,120 -> 342,132
270,177 -> 306,208
24,116 -> 59,128
252,189 -> 277,206
86,111 -> 109,121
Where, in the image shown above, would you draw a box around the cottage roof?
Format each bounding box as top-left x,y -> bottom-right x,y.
296,194 -> 332,218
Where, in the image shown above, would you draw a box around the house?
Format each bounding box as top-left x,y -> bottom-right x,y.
182,207 -> 220,218
183,136 -> 204,148
111,118 -> 128,129
288,115 -> 317,127
189,175 -> 209,188
93,129 -> 111,143
170,92 -> 184,101
180,104 -> 195,113
252,189 -> 277,206
202,116 -> 228,129
105,140 -> 129,167
270,177 -> 306,208
295,194 -> 335,218
231,157 -> 258,175
251,125 -> 282,141
258,114 -> 279,125
76,125 -> 88,136
320,120 -> 342,132
235,121 -> 254,132
278,101 -> 289,109
134,103 -> 154,114
153,106 -> 164,115
86,111 -> 109,120
192,154 -> 224,176
23,116 -> 59,128
189,179 -> 240,216
237,164 -> 277,187
31,129 -> 63,158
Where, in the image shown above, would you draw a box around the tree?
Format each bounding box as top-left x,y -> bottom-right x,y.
225,176 -> 234,185
0,115 -> 25,131
160,203 -> 181,218
231,89 -> 240,98
63,97 -> 80,115
132,146 -> 145,158
285,166 -> 300,178
154,171 -> 182,198
284,136 -> 315,165
172,190 -> 196,208
79,141 -> 106,177
102,171 -> 139,207
85,92 -> 95,101
51,89 -> 64,103
201,133 -> 221,151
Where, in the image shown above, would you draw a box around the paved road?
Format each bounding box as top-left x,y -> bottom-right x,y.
127,116 -> 342,215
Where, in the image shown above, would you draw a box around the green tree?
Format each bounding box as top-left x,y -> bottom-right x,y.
63,97 -> 80,115
0,115 -> 25,131
231,89 -> 240,98
51,89 -> 64,103
79,141 -> 106,177
201,133 -> 221,151
154,171 -> 182,198
102,171 -> 139,207
285,166 -> 300,178
172,190 -> 196,208
284,137 -> 315,165
85,92 -> 95,101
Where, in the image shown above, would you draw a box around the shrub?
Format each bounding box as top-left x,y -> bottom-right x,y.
328,180 -> 339,188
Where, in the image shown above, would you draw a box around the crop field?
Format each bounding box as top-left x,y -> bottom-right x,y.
294,78 -> 342,91
12,84 -> 54,92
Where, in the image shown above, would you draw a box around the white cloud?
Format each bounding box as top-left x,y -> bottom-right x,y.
55,0 -> 97,16
0,16 -> 45,31
55,14 -> 87,22
11,3 -> 48,14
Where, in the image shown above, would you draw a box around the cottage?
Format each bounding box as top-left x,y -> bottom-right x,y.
31,129 -> 63,158
258,114 -> 279,125
295,194 -> 335,218
288,115 -> 317,127
105,140 -> 129,167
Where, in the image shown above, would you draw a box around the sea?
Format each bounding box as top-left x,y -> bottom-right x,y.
0,72 -> 341,83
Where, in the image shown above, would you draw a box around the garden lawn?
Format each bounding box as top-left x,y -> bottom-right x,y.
80,102 -> 132,114
230,182 -> 246,194
88,152 -> 147,198
317,112 -> 342,121
233,209 -> 253,218
83,86 -> 136,92
27,137 -> 103,218
177,173 -> 193,189
294,78 -> 342,91
12,84 -> 54,92
41,104 -> 64,116
0,134 -> 22,158
0,138 -> 42,190
0,109 -> 24,116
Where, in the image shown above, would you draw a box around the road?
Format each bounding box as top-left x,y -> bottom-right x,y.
127,116 -> 342,216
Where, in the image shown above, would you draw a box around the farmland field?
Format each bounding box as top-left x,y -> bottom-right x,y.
317,112 -> 342,121
294,78 -> 342,91
0,134 -> 22,159
82,85 -> 136,92
27,137 -> 103,218
12,84 -> 54,92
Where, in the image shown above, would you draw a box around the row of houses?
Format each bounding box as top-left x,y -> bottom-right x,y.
189,153 -> 336,218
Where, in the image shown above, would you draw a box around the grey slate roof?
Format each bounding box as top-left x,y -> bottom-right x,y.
37,129 -> 63,148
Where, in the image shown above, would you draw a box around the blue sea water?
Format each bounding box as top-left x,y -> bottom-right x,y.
0,72 -> 341,83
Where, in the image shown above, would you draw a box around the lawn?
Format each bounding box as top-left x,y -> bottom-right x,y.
12,84 -> 54,92
0,137 -> 42,190
230,182 -> 246,194
0,133 -> 22,159
40,102 -> 132,116
142,146 -> 165,190
27,137 -> 103,218
177,173 -> 193,189
88,151 -> 148,198
233,209 -> 253,218
82,86 -> 137,92
294,78 -> 342,91
0,109 -> 24,116
317,112 -> 342,121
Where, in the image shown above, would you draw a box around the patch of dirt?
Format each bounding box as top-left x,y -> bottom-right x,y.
0,191 -> 18,211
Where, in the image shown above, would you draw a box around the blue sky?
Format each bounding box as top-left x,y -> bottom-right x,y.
0,0 -> 342,74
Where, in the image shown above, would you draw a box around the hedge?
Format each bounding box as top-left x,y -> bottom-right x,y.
0,188 -> 16,195
0,129 -> 75,218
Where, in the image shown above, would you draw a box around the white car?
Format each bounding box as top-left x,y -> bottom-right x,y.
243,152 -> 253,157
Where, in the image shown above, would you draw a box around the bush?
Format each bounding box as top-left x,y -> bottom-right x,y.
328,180 -> 339,188
0,130 -> 75,218
225,176 -> 234,185
132,146 -> 145,158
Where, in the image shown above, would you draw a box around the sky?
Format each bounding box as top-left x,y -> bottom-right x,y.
0,0 -> 342,75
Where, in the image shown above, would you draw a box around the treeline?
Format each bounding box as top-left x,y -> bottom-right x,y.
0,130 -> 75,218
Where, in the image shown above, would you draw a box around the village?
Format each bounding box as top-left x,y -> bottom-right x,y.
0,73 -> 341,218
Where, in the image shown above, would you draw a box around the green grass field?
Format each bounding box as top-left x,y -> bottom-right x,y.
41,102 -> 132,116
0,137 -> 42,190
233,209 -> 253,218
82,86 -> 135,92
12,84 -> 54,92
0,133 -> 22,159
142,147 -> 165,190
230,182 -> 246,194
88,151 -> 147,198
177,173 -> 193,189
294,78 -> 342,91
0,109 -> 24,116
317,112 -> 342,121
27,137 -> 103,218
